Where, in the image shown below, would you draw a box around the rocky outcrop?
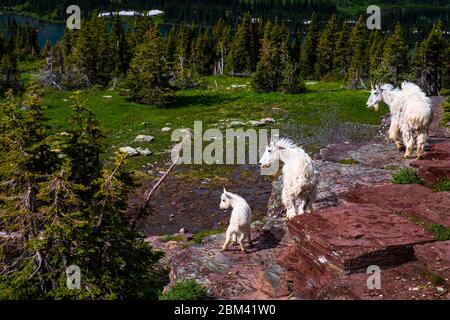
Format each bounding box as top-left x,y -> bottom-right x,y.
411,140 -> 450,186
148,97 -> 450,300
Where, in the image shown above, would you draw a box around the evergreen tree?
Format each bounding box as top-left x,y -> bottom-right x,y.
125,25 -> 174,106
212,18 -> 231,75
367,30 -> 384,81
0,38 -> 21,94
191,29 -> 213,76
443,46 -> 450,90
315,14 -> 337,79
347,16 -> 368,88
411,21 -> 448,95
253,19 -> 305,93
377,24 -> 409,84
299,13 -> 319,79
0,89 -> 165,299
91,16 -> 113,86
111,15 -> 130,81
332,23 -> 350,79
228,13 -> 254,75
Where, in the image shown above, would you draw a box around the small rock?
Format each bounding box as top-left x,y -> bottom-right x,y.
134,135 -> 154,142
436,287 -> 446,293
161,127 -> 171,133
103,95 -> 113,99
136,147 -> 152,156
179,227 -> 187,234
119,146 -> 139,156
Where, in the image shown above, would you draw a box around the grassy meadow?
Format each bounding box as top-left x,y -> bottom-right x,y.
39,76 -> 388,174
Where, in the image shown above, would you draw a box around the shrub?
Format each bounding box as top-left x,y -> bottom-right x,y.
432,179 -> 450,192
338,158 -> 359,165
159,234 -> 184,243
428,273 -> 445,286
428,224 -> 450,241
160,279 -> 207,300
391,167 -> 422,184
191,229 -> 224,244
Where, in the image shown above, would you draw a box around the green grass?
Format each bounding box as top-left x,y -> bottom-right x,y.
428,273 -> 446,286
159,234 -> 184,243
337,158 -> 359,165
391,167 -> 422,185
160,279 -> 207,300
191,229 -> 224,244
428,224 -> 450,241
39,76 -> 387,172
432,179 -> 450,192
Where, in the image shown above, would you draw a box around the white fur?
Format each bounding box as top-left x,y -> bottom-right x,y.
367,81 -> 434,159
219,188 -> 253,253
259,138 -> 318,220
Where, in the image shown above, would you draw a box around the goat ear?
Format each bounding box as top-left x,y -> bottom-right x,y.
223,187 -> 227,194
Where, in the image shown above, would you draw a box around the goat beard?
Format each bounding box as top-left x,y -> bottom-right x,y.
372,103 -> 380,112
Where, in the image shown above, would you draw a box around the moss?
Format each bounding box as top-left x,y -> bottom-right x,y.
337,158 -> 359,165
191,229 -> 224,244
432,179 -> 450,192
428,273 -> 446,286
160,279 -> 207,300
384,165 -> 400,171
391,167 -> 422,185
428,224 -> 450,241
159,234 -> 184,243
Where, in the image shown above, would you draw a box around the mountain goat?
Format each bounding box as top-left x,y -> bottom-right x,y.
366,81 -> 433,159
219,188 -> 253,253
259,138 -> 318,220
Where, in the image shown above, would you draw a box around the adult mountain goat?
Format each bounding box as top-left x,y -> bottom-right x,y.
366,81 -> 433,159
259,138 -> 318,220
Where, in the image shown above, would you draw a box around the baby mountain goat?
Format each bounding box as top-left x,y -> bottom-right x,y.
219,188 -> 253,253
367,81 -> 433,159
259,138 -> 318,220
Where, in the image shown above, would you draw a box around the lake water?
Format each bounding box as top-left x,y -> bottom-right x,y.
0,14 -> 66,48
1,7 -> 448,49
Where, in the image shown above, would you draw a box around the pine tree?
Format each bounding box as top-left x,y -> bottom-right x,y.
253,20 -> 281,92
191,29 -> 213,76
91,16 -> 113,86
347,16 -> 368,88
315,14 -> 337,79
378,24 -> 409,85
228,13 -> 254,75
0,38 -> 21,94
67,21 -> 97,87
125,25 -> 174,106
367,30 -> 384,81
299,13 -> 319,79
443,46 -> 450,90
212,18 -> 231,75
411,21 -> 448,95
0,90 -> 165,299
253,19 -> 305,93
111,15 -> 130,81
332,23 -> 350,79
